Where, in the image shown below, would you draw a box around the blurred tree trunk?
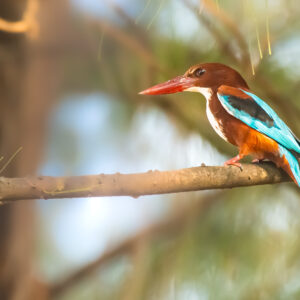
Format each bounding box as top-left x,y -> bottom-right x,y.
0,0 -> 65,299
0,0 -> 105,298
0,1 -> 41,299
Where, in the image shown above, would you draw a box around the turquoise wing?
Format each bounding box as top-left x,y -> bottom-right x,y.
278,144 -> 300,186
217,88 -> 300,154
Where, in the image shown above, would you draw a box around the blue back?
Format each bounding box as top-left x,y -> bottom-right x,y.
217,88 -> 300,186
217,89 -> 300,154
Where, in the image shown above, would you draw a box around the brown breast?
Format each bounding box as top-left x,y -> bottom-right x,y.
207,93 -> 244,146
208,93 -> 279,154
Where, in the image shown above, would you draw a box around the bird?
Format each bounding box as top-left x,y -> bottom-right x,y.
139,62 -> 300,186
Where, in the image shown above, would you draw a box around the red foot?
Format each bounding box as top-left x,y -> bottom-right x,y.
224,155 -> 243,170
252,158 -> 265,164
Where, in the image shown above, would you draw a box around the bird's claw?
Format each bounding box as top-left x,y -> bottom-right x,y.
224,161 -> 243,171
252,158 -> 265,164
252,159 -> 260,164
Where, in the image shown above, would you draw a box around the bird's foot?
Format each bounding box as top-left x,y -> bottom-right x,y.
225,162 -> 243,170
252,158 -> 265,164
224,155 -> 243,170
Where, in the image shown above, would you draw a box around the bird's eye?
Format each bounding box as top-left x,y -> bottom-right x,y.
194,68 -> 205,77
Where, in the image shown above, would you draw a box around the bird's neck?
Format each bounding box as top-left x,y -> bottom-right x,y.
188,87 -> 223,118
185,87 -> 213,100
197,87 -> 213,100
191,87 -> 228,117
186,87 -> 220,111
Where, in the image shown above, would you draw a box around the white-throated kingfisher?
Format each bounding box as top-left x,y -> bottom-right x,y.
139,63 -> 300,186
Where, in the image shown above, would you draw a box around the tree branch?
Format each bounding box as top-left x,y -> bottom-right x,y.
49,191 -> 224,298
0,0 -> 38,37
0,163 -> 291,203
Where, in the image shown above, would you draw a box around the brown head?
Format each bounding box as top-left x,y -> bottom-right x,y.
139,63 -> 249,97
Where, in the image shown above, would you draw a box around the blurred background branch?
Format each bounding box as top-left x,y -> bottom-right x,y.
0,0 -> 38,37
50,191 -> 224,299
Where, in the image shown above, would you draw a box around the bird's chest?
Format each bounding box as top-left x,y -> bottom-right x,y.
206,100 -> 229,142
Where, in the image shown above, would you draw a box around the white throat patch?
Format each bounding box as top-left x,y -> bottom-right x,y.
184,87 -> 212,100
184,86 -> 228,142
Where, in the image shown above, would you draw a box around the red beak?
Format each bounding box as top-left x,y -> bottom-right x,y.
139,75 -> 198,95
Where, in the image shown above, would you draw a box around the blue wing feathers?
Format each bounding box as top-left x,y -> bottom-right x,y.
217,89 -> 300,153
241,90 -> 300,152
217,87 -> 300,186
278,146 -> 300,186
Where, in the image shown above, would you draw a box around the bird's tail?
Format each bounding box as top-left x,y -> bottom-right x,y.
279,145 -> 300,186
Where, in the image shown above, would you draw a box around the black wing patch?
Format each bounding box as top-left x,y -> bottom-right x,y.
226,95 -> 275,128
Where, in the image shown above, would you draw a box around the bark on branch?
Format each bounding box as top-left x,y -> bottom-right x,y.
0,163 -> 291,203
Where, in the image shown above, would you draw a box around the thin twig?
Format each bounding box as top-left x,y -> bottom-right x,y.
103,0 -> 149,46
95,18 -> 161,71
201,0 -> 251,68
182,0 -> 239,64
0,147 -> 23,174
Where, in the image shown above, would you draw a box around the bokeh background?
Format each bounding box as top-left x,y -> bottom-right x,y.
1,0 -> 300,299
